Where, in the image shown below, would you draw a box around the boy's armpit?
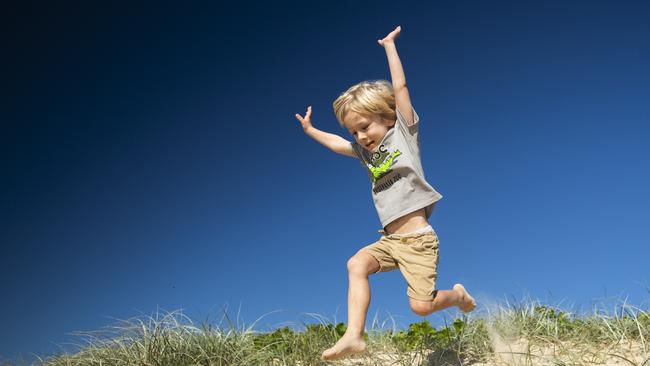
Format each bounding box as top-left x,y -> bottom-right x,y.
395,106 -> 420,145
396,106 -> 420,130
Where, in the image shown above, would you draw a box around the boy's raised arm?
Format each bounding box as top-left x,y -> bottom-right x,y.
378,26 -> 415,126
295,106 -> 357,158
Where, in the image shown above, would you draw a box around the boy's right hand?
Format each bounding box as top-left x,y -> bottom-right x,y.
294,106 -> 313,132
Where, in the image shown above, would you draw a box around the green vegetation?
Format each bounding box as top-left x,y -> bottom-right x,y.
6,298 -> 650,365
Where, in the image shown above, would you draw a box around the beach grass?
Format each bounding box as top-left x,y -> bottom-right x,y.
8,297 -> 650,366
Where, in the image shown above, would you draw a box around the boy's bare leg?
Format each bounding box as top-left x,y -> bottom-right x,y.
433,284 -> 476,312
410,283 -> 476,316
321,252 -> 379,360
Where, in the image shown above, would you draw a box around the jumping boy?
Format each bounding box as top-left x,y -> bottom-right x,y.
294,26 -> 476,361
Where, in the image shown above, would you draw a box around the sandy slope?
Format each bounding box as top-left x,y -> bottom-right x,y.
325,340 -> 648,366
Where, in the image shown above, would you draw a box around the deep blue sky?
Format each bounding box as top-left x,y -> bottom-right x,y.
3,0 -> 650,362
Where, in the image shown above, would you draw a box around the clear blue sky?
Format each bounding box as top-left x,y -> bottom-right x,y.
3,0 -> 650,362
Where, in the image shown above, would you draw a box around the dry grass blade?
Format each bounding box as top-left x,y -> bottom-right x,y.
608,353 -> 639,365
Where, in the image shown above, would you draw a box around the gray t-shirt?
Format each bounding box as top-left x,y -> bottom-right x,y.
351,106 -> 442,228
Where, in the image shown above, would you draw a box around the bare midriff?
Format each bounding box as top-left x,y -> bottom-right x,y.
383,202 -> 435,234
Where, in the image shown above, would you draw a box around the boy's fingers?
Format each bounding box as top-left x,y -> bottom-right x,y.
295,114 -> 308,125
294,106 -> 312,126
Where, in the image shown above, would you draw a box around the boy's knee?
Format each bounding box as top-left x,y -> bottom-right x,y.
409,299 -> 433,317
346,253 -> 375,276
346,255 -> 363,274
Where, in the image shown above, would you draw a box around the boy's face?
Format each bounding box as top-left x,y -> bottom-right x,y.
343,111 -> 394,152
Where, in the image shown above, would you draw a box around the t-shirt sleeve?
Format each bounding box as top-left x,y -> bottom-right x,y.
395,106 -> 420,141
350,141 -> 367,164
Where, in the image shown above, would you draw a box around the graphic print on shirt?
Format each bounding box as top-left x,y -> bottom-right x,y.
365,144 -> 402,188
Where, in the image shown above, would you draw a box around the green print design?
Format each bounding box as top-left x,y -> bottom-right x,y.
367,149 -> 401,183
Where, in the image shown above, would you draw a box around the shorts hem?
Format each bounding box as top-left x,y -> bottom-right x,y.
407,291 -> 437,302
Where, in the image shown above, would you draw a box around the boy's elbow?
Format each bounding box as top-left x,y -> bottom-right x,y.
394,82 -> 407,91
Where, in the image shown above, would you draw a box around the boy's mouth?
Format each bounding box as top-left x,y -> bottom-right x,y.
365,141 -> 375,149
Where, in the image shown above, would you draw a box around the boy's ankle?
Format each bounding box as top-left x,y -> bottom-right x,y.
344,328 -> 365,338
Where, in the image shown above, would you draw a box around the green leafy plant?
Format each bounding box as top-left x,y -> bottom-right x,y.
391,318 -> 468,352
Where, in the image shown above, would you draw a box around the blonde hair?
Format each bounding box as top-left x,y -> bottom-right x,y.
332,80 -> 396,128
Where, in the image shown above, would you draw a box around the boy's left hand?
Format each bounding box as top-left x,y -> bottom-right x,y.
378,26 -> 401,47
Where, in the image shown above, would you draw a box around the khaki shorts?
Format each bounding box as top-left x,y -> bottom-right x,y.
358,226 -> 440,301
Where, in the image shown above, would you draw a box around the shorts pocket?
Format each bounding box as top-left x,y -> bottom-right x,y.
418,234 -> 439,250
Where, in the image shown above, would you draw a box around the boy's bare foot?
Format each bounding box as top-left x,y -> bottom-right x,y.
453,283 -> 476,313
321,333 -> 367,361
